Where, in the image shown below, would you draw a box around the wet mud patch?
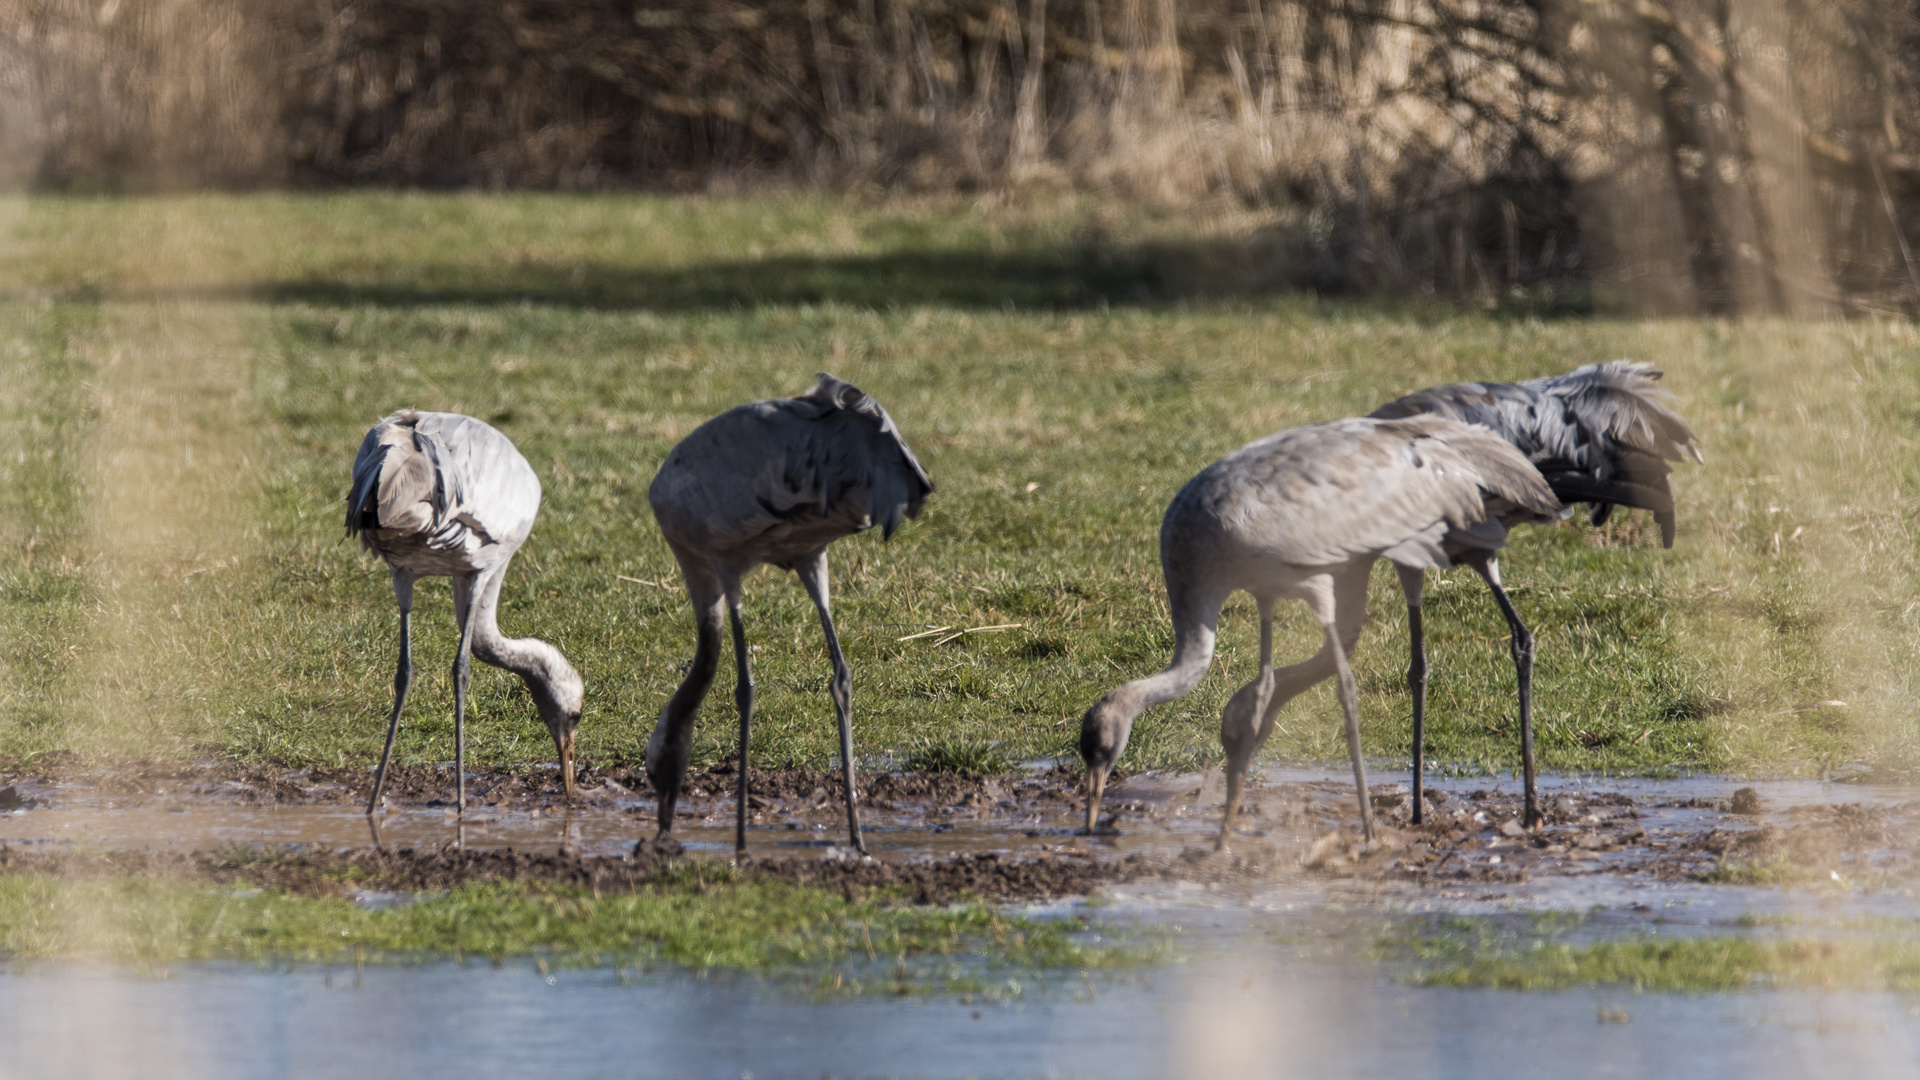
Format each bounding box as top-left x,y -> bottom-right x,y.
1280,784 -> 1920,891
0,838 -> 1206,906
0,756 -> 643,809
0,757 -> 1087,814
2,760 -> 1915,904
1680,802 -> 1915,884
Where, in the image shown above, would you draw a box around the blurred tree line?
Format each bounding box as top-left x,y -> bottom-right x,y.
2,0 -> 1917,314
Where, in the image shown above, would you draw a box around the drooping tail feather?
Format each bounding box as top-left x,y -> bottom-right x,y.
344,410 -> 463,546
806,372 -> 935,540
1371,360 -> 1701,547
345,442 -> 390,537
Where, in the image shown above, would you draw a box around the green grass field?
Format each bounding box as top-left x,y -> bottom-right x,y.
1,192 -> 1916,779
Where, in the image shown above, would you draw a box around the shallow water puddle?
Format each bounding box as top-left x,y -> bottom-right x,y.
6,768 -> 1920,932
2,945 -> 1919,1079
0,779 -> 1224,861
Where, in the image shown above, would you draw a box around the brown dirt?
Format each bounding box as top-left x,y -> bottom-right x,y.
1675,802 -> 1909,872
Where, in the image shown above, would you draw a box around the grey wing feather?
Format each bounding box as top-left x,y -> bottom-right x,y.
1184,416 -> 1557,570
410,423 -> 463,546
411,413 -> 540,547
1370,360 -> 1701,546
653,375 -> 934,556
346,410 -> 443,542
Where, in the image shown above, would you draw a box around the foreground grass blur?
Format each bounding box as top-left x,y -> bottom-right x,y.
0,192 -> 1915,777
0,865 -> 1151,988
1392,914 -> 1920,992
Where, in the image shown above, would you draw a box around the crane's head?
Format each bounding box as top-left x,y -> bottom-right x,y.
1078,692 -> 1141,835
531,655 -> 586,802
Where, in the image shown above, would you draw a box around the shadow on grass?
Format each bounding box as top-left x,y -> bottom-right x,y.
63,237 -> 1586,316
258,242 -> 1256,312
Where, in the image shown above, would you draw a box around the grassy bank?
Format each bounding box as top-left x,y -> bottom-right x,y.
0,864 -> 1149,991
0,192 -> 1915,778
1393,915 -> 1920,992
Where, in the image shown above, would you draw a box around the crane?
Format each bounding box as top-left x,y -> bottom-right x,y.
1370,360 -> 1701,826
1078,415 -> 1558,847
645,374 -> 933,856
346,410 -> 584,815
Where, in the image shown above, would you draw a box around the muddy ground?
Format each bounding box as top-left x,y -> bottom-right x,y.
0,840 -> 1148,906
0,754 -> 1047,814
0,757 -> 1914,904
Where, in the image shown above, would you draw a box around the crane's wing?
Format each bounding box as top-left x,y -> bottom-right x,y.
1370,360 -> 1701,545
651,374 -> 934,555
1182,416 -> 1558,570
346,427 -> 396,536
345,411 -> 538,551
411,412 -> 540,547
1523,360 -> 1701,464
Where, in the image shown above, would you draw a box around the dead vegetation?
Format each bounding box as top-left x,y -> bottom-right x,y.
4,1 -> 1920,308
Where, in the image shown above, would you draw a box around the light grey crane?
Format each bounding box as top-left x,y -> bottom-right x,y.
1369,361 -> 1701,827
1079,415 -> 1559,847
646,374 -> 934,856
346,410 -> 584,815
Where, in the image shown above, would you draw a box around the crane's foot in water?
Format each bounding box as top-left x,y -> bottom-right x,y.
634,833 -> 685,858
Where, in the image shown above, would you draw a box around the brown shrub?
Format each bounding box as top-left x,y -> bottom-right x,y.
4,0 -> 1919,310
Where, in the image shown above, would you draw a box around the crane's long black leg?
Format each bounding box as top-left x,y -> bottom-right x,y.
451,573 -> 482,816
647,569 -> 725,840
726,588 -> 754,858
797,550 -> 865,855
1395,565 -> 1428,825
1465,551 -> 1540,828
368,571 -> 416,816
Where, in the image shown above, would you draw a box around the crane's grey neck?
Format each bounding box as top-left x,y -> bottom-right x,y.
1083,591 -> 1220,770
492,635 -> 573,688
1133,581 -> 1222,702
1106,625 -> 1216,716
467,593 -> 581,714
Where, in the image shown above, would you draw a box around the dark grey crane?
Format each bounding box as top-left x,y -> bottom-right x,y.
1370,360 -> 1702,827
646,374 -> 933,856
1079,415 -> 1559,847
347,410 -> 584,815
